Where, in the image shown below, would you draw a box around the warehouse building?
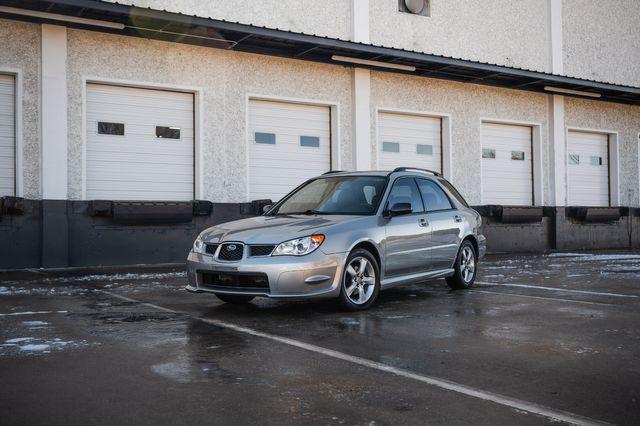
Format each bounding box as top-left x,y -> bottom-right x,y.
0,0 -> 639,268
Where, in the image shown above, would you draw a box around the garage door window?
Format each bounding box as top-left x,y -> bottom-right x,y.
590,156 -> 603,166
255,132 -> 276,144
416,144 -> 433,155
98,122 -> 124,136
383,142 -> 400,153
568,154 -> 580,165
511,151 -> 525,161
482,148 -> 495,159
300,136 -> 320,148
155,126 -> 180,139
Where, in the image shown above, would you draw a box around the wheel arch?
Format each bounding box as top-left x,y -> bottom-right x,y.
462,234 -> 479,256
349,240 -> 382,271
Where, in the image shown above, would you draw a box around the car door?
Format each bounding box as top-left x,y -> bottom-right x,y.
383,177 -> 431,277
416,178 -> 461,271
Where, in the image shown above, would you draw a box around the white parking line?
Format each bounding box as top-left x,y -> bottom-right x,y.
0,310 -> 68,317
476,282 -> 639,299
470,290 -> 615,306
99,289 -> 605,426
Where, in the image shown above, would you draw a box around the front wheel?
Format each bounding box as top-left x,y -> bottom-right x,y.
338,248 -> 380,311
446,240 -> 477,290
214,293 -> 255,304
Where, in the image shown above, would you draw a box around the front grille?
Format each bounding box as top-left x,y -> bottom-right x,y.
205,244 -> 219,255
200,272 -> 269,291
249,245 -> 275,257
218,243 -> 244,261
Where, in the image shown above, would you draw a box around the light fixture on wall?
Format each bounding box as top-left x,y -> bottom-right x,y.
331,55 -> 416,72
544,86 -> 602,98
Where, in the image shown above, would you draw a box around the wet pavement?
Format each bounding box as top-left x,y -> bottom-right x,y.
1,252 -> 639,425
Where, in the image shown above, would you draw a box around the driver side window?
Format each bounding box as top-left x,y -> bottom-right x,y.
387,178 -> 424,213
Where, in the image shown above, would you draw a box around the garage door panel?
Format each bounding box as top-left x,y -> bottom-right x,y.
567,131 -> 609,206
248,99 -> 330,201
86,84 -> 194,201
378,112 -> 442,173
481,122 -> 533,206
0,74 -> 14,197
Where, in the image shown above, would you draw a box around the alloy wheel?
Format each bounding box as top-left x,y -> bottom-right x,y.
344,256 -> 376,305
460,246 -> 476,283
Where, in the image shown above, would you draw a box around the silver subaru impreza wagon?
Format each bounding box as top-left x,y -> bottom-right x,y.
186,168 -> 486,311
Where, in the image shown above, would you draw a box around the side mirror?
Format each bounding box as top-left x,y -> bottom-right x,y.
262,204 -> 273,214
388,202 -> 413,217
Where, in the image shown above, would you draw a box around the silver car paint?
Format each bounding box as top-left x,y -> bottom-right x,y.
186,171 -> 486,299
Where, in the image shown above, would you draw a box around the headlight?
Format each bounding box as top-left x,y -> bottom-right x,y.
273,235 -> 325,256
193,236 -> 205,254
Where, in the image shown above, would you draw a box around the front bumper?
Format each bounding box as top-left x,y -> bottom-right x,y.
186,249 -> 348,299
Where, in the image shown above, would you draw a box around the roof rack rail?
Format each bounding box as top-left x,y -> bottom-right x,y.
391,167 -> 441,177
323,170 -> 345,175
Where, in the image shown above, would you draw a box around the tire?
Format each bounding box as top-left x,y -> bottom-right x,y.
214,293 -> 255,304
338,248 -> 381,311
446,240 -> 477,290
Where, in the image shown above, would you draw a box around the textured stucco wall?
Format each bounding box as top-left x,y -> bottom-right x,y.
563,0 -> 640,87
370,0 -> 549,72
102,0 -> 351,40
66,29 -> 352,202
564,98 -> 640,207
0,19 -> 40,198
370,71 -> 550,205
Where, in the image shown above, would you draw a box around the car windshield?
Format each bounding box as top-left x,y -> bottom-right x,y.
269,176 -> 387,215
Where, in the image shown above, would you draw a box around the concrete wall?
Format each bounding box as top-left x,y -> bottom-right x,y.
0,19 -> 41,199
369,0 -> 549,72
370,71 -> 550,206
102,0 -> 352,40
564,98 -> 640,207
563,0 -> 640,87
66,29 -> 353,202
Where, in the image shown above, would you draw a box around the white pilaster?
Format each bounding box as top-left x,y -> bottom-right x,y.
351,0 -> 370,44
548,0 -> 563,75
548,95 -> 566,205
41,24 -> 68,199
547,0 -> 566,206
352,68 -> 371,171
351,0 -> 372,170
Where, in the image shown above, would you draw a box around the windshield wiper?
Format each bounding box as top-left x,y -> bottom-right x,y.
302,209 -> 322,215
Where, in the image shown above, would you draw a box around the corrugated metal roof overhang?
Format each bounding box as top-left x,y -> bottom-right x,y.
2,0 -> 639,106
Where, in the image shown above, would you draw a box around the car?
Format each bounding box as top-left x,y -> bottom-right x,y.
186,167 -> 486,311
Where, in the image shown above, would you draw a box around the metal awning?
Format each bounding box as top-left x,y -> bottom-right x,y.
2,0 -> 639,105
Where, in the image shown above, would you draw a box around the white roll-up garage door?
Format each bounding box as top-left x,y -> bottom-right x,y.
248,99 -> 331,201
378,112 -> 442,173
481,122 -> 533,206
0,74 -> 15,197
86,84 -> 194,201
567,130 -> 609,206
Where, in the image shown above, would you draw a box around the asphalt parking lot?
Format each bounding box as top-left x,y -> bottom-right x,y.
1,252 -> 639,425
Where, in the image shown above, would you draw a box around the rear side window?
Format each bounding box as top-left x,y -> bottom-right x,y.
387,178 -> 424,213
417,179 -> 453,211
438,178 -> 469,207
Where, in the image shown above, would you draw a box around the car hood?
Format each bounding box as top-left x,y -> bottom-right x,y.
200,214 -> 363,244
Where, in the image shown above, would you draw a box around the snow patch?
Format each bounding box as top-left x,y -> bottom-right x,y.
22,321 -> 49,327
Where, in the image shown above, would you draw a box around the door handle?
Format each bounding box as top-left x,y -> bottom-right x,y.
419,218 -> 429,227
454,215 -> 463,223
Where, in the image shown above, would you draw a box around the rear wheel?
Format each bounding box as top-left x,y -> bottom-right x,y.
338,248 -> 380,311
214,293 -> 255,304
446,240 -> 477,290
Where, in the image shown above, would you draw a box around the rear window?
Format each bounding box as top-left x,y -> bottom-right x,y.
438,179 -> 469,207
